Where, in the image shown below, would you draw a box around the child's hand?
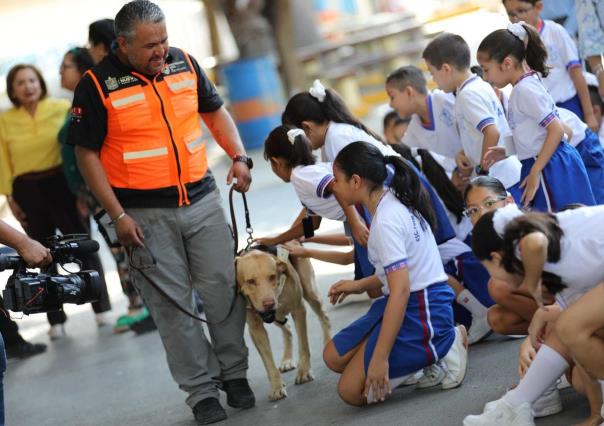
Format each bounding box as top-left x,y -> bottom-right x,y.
364,357 -> 390,403
585,112 -> 600,133
483,146 -> 507,170
451,169 -> 470,192
520,169 -> 541,207
281,242 -> 308,258
528,307 -> 548,350
327,279 -> 360,305
254,236 -> 277,246
455,150 -> 473,175
518,337 -> 536,378
350,220 -> 369,247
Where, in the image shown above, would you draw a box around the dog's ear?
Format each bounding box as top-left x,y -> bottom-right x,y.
276,259 -> 297,283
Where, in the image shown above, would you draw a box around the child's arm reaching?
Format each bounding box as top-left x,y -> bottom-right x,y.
303,233 -> 352,246
520,118 -> 564,207
568,67 -> 598,132
518,231 -> 549,307
256,208 -> 322,246
480,125 -> 500,171
327,275 -> 382,305
282,242 -> 354,265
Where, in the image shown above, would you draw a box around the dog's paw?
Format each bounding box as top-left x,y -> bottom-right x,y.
295,369 -> 314,384
279,359 -> 296,372
268,385 -> 288,401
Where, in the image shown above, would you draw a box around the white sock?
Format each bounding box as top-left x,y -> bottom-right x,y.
504,344 -> 569,406
456,289 -> 487,318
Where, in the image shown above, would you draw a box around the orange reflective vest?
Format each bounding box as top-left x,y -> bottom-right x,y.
86,48 -> 207,206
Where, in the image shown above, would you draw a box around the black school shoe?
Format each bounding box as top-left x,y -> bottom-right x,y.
192,397 -> 227,425
221,378 -> 255,409
129,314 -> 157,335
6,341 -> 47,359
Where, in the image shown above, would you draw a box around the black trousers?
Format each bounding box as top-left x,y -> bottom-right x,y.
12,169 -> 111,325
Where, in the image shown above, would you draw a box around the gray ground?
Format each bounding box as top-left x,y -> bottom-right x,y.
4,149 -> 590,426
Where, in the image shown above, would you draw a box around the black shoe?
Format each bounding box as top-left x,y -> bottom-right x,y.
6,341 -> 47,359
192,397 -> 227,425
130,315 -> 157,335
221,378 -> 255,409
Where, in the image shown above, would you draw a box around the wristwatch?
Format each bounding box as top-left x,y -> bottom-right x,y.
232,154 -> 253,170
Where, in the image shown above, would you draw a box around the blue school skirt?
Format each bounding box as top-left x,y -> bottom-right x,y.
557,94 -> 584,121
332,282 -> 456,379
575,128 -> 604,204
520,142 -> 596,212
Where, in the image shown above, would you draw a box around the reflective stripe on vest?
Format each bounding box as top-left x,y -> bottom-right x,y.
87,50 -> 208,206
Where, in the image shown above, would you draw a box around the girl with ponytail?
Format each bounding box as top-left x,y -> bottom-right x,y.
477,23 -> 596,212
465,204 -> 604,425
323,141 -> 468,407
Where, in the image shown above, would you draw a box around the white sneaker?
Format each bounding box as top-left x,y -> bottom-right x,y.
395,370 -> 423,387
417,363 -> 445,389
532,387 -> 563,418
48,324 -> 65,340
441,325 -> 468,389
464,399 -> 534,426
468,316 -> 492,345
556,374 -> 571,390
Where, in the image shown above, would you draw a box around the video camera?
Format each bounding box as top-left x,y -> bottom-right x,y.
0,234 -> 102,315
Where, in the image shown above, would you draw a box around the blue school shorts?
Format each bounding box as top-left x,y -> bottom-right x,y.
575,128 -> 604,204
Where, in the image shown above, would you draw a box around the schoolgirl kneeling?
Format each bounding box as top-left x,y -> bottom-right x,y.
322,141 -> 468,406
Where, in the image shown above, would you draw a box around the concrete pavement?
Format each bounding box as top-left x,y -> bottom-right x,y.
5,147 -> 590,426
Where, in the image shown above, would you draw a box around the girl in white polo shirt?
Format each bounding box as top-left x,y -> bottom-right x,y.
478,23 -> 596,212
323,141 -> 468,406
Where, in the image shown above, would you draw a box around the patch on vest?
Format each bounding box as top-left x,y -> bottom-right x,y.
163,60 -> 188,75
105,76 -> 118,91
70,106 -> 83,122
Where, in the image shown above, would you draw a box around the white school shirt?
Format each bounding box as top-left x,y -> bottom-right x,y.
368,191 -> 448,294
290,163 -> 345,221
321,121 -> 397,163
557,107 -> 587,147
539,19 -> 581,104
455,74 -> 521,189
402,90 -> 462,160
599,122 -> 604,148
538,206 -> 604,309
507,72 -> 562,160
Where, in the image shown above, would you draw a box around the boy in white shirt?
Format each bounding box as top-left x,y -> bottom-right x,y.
421,33 -> 523,201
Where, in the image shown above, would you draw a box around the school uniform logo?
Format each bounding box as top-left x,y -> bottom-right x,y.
104,76 -> 118,91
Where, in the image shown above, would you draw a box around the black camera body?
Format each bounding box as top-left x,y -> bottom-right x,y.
1,235 -> 102,315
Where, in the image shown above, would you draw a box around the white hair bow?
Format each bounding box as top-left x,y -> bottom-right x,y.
287,128 -> 305,145
492,203 -> 523,237
309,79 -> 326,103
507,22 -> 528,43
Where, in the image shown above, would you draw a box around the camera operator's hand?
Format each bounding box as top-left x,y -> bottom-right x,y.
116,214 -> 145,247
14,235 -> 52,267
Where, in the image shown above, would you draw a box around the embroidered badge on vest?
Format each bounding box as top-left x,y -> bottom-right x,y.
105,76 -> 119,91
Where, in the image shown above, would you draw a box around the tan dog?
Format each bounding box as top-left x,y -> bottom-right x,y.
235,246 -> 331,400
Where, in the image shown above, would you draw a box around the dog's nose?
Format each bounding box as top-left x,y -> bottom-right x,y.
262,298 -> 275,310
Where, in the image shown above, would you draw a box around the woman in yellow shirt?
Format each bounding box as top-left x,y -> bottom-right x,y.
0,64 -> 111,338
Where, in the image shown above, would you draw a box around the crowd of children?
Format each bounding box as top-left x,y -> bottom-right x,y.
255,3 -> 604,425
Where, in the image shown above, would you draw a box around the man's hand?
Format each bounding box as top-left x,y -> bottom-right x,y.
116,214 -> 145,248
7,196 -> 27,228
228,161 -> 252,193
14,236 -> 52,267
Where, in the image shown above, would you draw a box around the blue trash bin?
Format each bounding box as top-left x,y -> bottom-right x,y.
220,56 -> 285,150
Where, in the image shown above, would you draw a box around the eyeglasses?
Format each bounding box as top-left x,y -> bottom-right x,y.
464,196 -> 507,218
507,6 -> 533,19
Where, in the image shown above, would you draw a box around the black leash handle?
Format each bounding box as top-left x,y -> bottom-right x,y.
228,186 -> 254,255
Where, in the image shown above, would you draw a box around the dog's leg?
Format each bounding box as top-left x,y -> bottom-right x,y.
295,258 -> 332,346
246,311 -> 287,400
275,321 -> 296,372
291,307 -> 314,384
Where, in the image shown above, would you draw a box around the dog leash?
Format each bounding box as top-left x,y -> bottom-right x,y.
228,186 -> 254,255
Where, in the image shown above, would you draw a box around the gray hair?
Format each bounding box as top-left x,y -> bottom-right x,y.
114,0 -> 165,41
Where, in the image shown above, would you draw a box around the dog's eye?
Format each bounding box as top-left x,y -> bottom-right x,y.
269,274 -> 277,281
246,279 -> 256,286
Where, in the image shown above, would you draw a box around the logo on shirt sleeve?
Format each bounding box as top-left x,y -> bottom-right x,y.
70,107 -> 83,123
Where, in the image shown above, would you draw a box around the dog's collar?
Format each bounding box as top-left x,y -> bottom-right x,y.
246,303 -> 288,325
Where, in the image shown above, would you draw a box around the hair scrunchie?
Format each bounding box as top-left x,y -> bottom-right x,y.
287,128 -> 305,145
507,22 -> 528,46
309,79 -> 327,103
492,203 -> 523,237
